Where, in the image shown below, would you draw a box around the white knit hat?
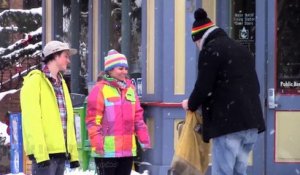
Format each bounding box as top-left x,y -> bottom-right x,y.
42,40 -> 77,59
104,49 -> 128,71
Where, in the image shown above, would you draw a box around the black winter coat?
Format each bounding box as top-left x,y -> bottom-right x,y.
188,28 -> 266,143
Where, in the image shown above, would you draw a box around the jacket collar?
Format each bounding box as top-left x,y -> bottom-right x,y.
100,73 -> 131,89
200,28 -> 228,51
199,26 -> 219,51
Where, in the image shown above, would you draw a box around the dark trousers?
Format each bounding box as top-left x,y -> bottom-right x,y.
31,157 -> 65,175
95,157 -> 133,175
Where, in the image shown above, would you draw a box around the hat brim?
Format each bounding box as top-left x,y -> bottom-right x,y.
69,48 -> 77,56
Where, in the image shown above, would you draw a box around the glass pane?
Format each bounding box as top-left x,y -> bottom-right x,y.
110,1 -> 122,51
104,0 -> 142,75
101,0 -> 142,96
62,0 -> 89,94
277,0 -> 300,94
230,0 -> 256,55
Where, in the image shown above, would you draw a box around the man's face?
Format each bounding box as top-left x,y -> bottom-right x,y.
55,50 -> 71,72
195,39 -> 202,50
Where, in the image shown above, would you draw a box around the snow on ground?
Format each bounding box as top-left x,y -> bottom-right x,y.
4,170 -> 149,175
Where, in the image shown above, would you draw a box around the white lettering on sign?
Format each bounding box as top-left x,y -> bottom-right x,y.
233,13 -> 255,26
233,13 -> 244,25
280,81 -> 300,88
244,13 -> 255,26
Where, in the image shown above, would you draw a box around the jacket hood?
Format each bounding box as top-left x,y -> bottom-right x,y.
22,69 -> 43,85
24,69 -> 42,77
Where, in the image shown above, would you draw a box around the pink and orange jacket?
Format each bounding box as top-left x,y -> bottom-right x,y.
86,76 -> 151,158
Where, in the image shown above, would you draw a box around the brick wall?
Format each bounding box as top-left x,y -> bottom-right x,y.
0,57 -> 40,122
1,57 -> 40,92
0,90 -> 20,122
9,0 -> 23,9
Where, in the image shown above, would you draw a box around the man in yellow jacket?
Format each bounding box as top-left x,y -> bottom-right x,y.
20,40 -> 79,175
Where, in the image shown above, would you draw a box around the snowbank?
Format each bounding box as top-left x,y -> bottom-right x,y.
63,169 -> 149,175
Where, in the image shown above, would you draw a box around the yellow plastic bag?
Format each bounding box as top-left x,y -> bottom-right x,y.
169,111 -> 210,175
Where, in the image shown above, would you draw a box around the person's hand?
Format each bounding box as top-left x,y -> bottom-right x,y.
181,99 -> 189,110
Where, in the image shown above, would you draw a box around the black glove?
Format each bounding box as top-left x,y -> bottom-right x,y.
70,161 -> 80,168
37,160 -> 50,168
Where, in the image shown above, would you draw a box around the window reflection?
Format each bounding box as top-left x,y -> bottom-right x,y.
62,0 -> 89,94
277,0 -> 300,94
102,1 -> 142,75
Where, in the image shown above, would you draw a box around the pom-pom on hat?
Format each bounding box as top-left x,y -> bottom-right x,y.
191,8 -> 215,42
104,49 -> 128,71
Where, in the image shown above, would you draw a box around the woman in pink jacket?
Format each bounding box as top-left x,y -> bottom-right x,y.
86,49 -> 151,175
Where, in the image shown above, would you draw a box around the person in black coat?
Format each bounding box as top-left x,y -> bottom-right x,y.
182,8 -> 265,175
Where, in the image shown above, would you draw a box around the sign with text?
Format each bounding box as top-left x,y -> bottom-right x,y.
10,113 -> 23,174
231,0 -> 255,55
277,79 -> 300,94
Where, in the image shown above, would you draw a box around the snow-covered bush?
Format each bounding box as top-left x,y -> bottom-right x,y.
0,121 -> 10,146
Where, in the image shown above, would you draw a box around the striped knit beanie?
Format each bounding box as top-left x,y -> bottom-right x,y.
191,8 -> 215,42
104,49 -> 128,71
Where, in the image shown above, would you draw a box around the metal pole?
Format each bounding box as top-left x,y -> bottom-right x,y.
71,0 -> 80,93
87,0 -> 93,83
53,1 -> 63,41
121,0 -> 131,68
100,0 -> 111,69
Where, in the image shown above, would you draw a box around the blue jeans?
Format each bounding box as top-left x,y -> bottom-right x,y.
212,129 -> 258,175
31,157 -> 65,175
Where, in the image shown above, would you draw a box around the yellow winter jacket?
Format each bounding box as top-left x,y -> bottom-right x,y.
20,70 -> 78,163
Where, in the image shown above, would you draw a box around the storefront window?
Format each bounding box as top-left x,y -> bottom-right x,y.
277,0 -> 300,94
101,0 -> 142,76
61,0 -> 89,94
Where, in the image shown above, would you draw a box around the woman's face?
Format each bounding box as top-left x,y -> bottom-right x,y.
109,66 -> 128,81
